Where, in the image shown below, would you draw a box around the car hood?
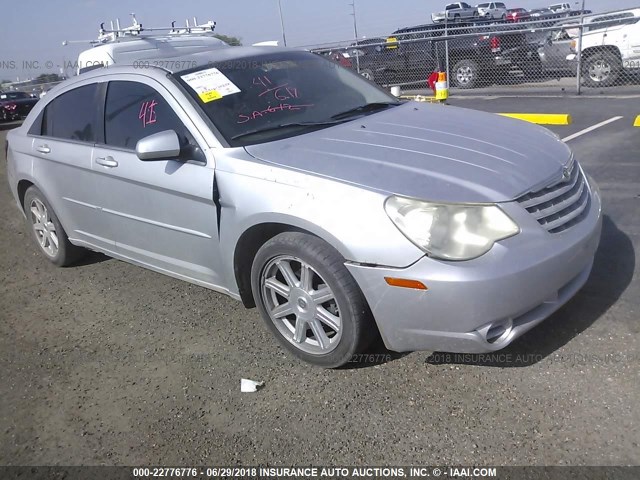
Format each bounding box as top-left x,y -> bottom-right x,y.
244,102 -> 572,203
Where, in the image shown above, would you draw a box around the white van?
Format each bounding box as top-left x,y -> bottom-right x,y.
76,35 -> 229,74
70,16 -> 230,75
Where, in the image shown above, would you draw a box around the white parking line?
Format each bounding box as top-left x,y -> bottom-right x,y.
562,116 -> 624,142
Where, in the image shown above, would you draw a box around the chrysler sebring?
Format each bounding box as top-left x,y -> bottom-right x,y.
6,48 -> 602,367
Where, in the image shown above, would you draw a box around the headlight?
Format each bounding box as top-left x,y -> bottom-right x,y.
385,196 -> 520,261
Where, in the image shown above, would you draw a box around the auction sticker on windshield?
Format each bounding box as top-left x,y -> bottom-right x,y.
181,68 -> 241,103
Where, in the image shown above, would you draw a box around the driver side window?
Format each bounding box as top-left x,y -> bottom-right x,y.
104,81 -> 205,162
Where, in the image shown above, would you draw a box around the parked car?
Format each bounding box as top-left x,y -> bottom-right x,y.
353,23 -> 542,89
537,20 -> 581,75
476,2 -> 508,20
506,8 -> 531,22
568,8 -> 640,87
432,2 -> 479,23
6,47 -> 602,368
1,102 -> 20,122
529,8 -> 555,19
0,91 -> 39,122
549,3 -> 572,14
568,9 -> 592,17
314,49 -> 354,69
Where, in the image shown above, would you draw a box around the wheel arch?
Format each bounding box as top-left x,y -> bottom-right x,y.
582,45 -> 622,60
17,179 -> 35,212
234,222 -> 332,308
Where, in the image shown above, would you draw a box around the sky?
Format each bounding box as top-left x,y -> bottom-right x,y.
1,0 -> 637,80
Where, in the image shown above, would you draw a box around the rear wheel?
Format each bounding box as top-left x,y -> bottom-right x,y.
23,186 -> 85,266
251,232 -> 375,368
583,51 -> 621,87
452,59 -> 480,89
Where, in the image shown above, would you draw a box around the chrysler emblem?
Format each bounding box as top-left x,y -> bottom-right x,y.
562,166 -> 571,182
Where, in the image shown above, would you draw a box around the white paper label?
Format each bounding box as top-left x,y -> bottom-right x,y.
181,68 -> 241,103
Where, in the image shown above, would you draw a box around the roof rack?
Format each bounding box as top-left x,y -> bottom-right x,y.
63,13 -> 217,46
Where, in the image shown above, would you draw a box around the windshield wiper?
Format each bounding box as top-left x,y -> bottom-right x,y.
231,120 -> 347,141
330,102 -> 402,120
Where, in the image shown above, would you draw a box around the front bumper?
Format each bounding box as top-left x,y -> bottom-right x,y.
347,179 -> 602,353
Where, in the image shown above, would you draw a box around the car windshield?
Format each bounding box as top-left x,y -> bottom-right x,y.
173,50 -> 401,147
478,4 -> 490,8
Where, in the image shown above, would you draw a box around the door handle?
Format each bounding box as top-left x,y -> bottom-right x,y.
95,156 -> 119,168
36,145 -> 50,154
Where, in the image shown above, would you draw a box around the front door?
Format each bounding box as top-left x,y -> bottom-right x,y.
92,78 -> 224,288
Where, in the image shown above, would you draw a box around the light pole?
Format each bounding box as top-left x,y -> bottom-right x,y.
350,0 -> 360,72
278,0 -> 287,46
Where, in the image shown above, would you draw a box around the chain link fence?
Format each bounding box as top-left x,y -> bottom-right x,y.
308,6 -> 640,96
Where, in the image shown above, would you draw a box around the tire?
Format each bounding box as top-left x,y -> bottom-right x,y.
501,13 -> 507,20
583,51 -> 621,88
359,69 -> 375,82
251,232 -> 375,368
451,59 -> 480,89
23,186 -> 85,267
453,14 -> 461,22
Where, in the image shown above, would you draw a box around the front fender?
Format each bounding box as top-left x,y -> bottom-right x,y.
213,159 -> 425,294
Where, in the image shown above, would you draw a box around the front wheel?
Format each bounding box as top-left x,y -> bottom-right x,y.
251,232 -> 375,368
451,59 -> 480,89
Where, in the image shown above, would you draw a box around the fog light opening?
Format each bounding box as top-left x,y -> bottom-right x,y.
485,319 -> 513,345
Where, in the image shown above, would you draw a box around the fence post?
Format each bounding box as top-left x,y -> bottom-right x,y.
576,0 -> 586,95
445,17 -> 450,83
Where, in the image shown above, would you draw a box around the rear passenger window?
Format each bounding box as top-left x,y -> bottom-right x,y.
104,81 -> 199,155
42,84 -> 99,142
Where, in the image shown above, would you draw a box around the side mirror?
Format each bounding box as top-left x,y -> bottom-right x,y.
136,130 -> 181,161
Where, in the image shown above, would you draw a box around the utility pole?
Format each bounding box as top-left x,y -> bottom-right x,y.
278,0 -> 287,46
349,0 -> 360,72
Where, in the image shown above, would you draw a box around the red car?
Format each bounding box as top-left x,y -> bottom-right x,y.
0,91 -> 38,122
506,8 -> 530,22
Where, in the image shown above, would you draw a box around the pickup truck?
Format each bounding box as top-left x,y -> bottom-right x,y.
349,23 -> 541,89
432,3 -> 479,23
567,8 -> 640,87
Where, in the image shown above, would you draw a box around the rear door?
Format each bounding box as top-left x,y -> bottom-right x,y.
91,78 -> 224,287
28,83 -> 110,250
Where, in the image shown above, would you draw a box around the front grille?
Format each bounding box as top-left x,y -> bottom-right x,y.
517,158 -> 590,234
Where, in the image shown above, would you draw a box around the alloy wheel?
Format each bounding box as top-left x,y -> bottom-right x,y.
30,198 -> 59,258
456,66 -> 474,85
261,255 -> 342,355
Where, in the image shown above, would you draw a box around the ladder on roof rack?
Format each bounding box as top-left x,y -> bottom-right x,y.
63,13 -> 217,46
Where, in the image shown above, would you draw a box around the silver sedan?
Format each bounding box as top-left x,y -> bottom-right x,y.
6,47 -> 602,367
